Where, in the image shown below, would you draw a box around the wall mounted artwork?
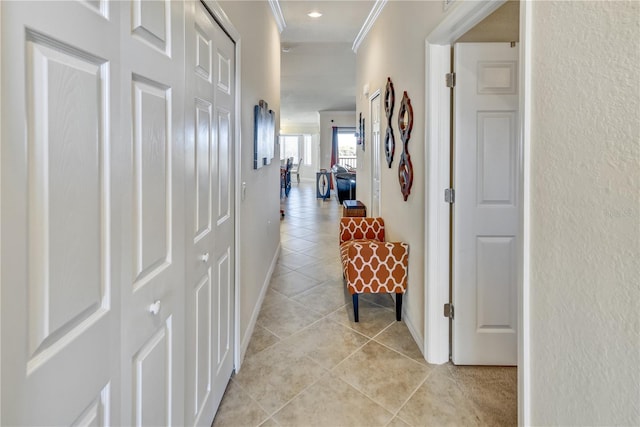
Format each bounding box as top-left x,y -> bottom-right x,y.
254,99 -> 275,169
384,77 -> 395,168
398,91 -> 414,201
356,112 -> 365,151
360,112 -> 365,151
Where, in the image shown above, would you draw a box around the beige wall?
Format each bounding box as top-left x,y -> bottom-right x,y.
218,1 -> 282,360
355,1 -> 445,344
529,1 -> 640,424
456,0 -> 519,43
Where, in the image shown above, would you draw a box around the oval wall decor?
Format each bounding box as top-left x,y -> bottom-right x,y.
384,77 -> 395,168
398,91 -> 413,201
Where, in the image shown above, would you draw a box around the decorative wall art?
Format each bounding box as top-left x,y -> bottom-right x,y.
384,77 -> 395,168
398,91 -> 414,201
360,113 -> 365,151
356,112 -> 365,151
253,99 -> 275,169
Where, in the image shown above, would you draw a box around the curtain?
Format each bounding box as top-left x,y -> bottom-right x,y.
331,126 -> 338,169
330,127 -> 339,189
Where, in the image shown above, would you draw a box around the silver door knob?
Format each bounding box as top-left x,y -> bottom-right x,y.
200,252 -> 210,263
149,300 -> 161,315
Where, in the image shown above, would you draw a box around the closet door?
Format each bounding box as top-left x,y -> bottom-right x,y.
184,2 -> 236,425
1,1 -> 120,424
118,1 -> 186,425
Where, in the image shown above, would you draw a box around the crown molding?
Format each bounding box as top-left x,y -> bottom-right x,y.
352,0 -> 387,53
268,0 -> 286,33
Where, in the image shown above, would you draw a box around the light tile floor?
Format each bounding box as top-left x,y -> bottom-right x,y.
213,182 -> 516,427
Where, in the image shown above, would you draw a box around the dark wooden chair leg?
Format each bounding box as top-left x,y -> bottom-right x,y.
352,293 -> 359,322
395,293 -> 403,321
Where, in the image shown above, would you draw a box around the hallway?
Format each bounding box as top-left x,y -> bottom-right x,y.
213,182 -> 516,426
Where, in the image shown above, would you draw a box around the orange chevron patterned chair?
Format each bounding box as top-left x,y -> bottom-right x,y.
339,217 -> 409,322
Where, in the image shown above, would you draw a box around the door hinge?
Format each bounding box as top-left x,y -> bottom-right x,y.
446,72 -> 456,88
444,303 -> 454,319
444,188 -> 455,204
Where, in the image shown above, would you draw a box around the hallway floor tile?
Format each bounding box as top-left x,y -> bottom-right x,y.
213,182 -> 516,427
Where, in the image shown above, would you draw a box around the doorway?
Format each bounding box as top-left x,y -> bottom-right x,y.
424,0 -> 532,423
451,42 -> 520,365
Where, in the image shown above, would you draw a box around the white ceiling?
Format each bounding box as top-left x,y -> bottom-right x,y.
278,1 -> 374,129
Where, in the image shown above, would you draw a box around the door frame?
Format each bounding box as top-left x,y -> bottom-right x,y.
423,0 -> 531,424
369,88 -> 381,218
0,2 -> 3,419
201,0 -> 243,372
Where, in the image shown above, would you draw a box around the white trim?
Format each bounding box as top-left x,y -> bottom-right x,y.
239,244 -> 280,366
267,0 -> 286,33
369,88 -> 381,218
0,1 -> 3,419
518,1 -> 532,425
352,0 -> 387,53
424,42 -> 451,365
202,0 -> 243,373
403,304 -> 423,358
428,0 -> 504,44
423,0 -> 530,421
203,0 -> 240,41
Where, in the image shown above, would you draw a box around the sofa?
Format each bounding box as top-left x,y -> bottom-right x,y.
331,164 -> 356,203
339,217 -> 409,322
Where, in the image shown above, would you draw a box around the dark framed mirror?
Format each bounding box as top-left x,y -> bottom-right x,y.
384,77 -> 395,168
398,91 -> 413,201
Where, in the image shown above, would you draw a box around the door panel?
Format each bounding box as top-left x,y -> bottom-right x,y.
215,248 -> 232,372
452,42 -> 519,366
477,112 -> 517,205
1,1 -> 119,424
133,319 -> 172,426
119,1 -> 185,425
132,77 -> 172,286
194,273 -> 212,415
185,3 -> 236,425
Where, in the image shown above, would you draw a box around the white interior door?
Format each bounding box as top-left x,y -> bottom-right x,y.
452,42 -> 519,365
1,1 -> 120,424
370,92 -> 381,217
118,1 -> 186,425
184,2 -> 236,425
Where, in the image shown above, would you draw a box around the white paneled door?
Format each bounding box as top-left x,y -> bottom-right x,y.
119,1 -> 186,425
1,1 -> 236,425
452,43 -> 519,365
1,1 -> 120,425
184,2 -> 236,425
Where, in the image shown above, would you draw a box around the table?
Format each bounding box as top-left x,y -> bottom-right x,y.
342,200 -> 366,217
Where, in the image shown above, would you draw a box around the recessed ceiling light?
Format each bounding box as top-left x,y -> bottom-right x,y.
307,11 -> 322,18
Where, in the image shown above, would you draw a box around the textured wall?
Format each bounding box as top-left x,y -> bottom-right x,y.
530,1 -> 640,424
355,0 -> 445,347
218,1 -> 282,359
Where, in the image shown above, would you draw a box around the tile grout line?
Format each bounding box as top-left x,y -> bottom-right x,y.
224,378 -> 273,427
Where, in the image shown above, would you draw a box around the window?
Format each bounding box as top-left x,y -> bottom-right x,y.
337,131 -> 357,169
303,135 -> 312,165
280,135 -> 299,161
281,134 -> 314,166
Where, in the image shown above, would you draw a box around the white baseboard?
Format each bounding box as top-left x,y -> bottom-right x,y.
404,306 -> 428,364
237,243 -> 281,370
